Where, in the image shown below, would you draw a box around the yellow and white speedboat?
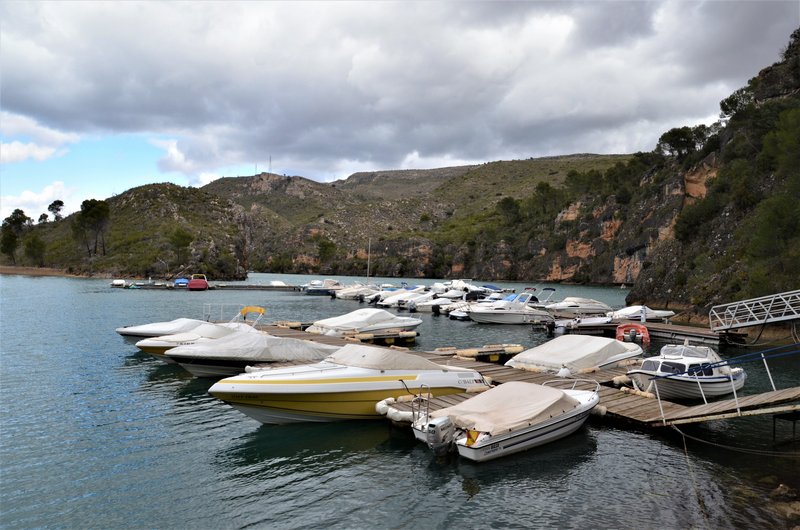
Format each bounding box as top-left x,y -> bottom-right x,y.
208,344 -> 489,424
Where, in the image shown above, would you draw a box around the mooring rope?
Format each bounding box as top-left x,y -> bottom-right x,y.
672,425 -> 800,458
679,426 -> 710,524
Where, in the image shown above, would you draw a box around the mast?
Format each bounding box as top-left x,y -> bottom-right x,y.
366,238 -> 371,281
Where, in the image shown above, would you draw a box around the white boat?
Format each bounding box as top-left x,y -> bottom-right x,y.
505,335 -> 643,377
335,283 -> 379,300
627,342 -> 747,400
608,305 -> 676,321
468,292 -> 554,325
110,279 -> 127,288
413,380 -> 599,462
208,343 -> 489,424
164,331 -> 341,377
115,317 -> 209,338
303,278 -> 344,295
305,308 -> 422,337
546,297 -> 613,318
134,321 -> 262,361
376,285 -> 428,308
413,297 -> 453,313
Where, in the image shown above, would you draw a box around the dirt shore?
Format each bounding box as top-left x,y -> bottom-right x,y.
0,266 -> 103,278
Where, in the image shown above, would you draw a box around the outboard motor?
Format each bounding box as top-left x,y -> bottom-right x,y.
425,416 -> 455,456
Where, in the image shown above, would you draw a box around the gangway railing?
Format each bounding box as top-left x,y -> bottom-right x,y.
709,289 -> 800,332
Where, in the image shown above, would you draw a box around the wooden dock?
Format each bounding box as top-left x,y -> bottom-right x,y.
559,320 -> 748,346
246,325 -> 799,429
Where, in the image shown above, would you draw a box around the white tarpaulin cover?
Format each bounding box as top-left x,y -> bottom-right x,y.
116,318 -> 207,337
505,334 -> 641,372
326,343 -> 453,371
430,382 -> 579,435
306,308 -> 421,335
166,331 -> 339,361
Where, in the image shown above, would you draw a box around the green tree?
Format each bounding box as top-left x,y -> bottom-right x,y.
73,199 -> 110,256
1,225 -> 18,264
496,197 -> 521,225
317,237 -> 336,263
169,227 -> 194,267
656,126 -> 695,158
38,213 -> 49,224
23,232 -> 46,266
47,200 -> 64,221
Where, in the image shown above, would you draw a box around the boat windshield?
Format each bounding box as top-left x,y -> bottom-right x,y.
660,361 -> 685,374
687,363 -> 713,376
642,359 -> 660,371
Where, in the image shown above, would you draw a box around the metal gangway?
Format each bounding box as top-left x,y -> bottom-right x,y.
709,289 -> 800,332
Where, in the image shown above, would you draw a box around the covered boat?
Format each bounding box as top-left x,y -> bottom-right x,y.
545,297 -> 612,318
627,342 -> 746,400
505,335 -> 643,376
305,308 -> 422,336
134,322 -> 261,361
303,278 -> 344,295
116,317 -> 208,338
468,292 -> 554,324
413,381 -> 599,462
608,305 -> 676,321
165,331 -> 341,377
208,343 -> 489,424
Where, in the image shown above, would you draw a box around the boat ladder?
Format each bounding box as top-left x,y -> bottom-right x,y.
708,289 -> 800,332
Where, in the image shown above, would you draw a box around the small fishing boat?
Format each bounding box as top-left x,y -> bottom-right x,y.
208,344 -> 489,424
305,308 -> 422,337
413,380 -> 599,462
505,335 -> 643,377
187,274 -> 209,291
627,342 -> 747,400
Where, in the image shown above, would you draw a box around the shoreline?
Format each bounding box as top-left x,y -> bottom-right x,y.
0,266 -> 102,278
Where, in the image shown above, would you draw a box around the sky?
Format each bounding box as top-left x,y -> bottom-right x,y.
1,1 -> 798,220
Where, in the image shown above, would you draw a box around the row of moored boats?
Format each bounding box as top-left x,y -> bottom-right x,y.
117,303 -> 746,462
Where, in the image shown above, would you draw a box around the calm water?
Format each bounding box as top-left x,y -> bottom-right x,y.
1,273 -> 798,529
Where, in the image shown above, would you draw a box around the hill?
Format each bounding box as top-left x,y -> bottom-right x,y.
3,29 -> 798,320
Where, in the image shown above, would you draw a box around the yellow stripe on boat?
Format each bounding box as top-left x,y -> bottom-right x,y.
218,374 -> 423,385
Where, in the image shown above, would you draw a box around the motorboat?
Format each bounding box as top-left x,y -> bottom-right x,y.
110,279 -> 127,288
627,342 -> 747,400
303,278 -> 344,296
165,331 -> 341,377
208,343 -> 489,424
545,297 -> 612,318
335,283 -> 379,300
608,305 -> 676,322
116,317 -> 209,337
187,273 -> 210,291
305,308 -> 422,337
505,335 -> 643,377
413,297 -> 453,313
134,321 -> 262,361
468,292 -> 554,325
413,380 -> 599,462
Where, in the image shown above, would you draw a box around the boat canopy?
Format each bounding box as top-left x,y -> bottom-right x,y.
660,344 -> 716,360
506,335 -> 641,372
429,382 -> 579,435
115,317 -> 207,337
307,308 -> 420,333
166,331 -> 339,361
326,344 -> 454,371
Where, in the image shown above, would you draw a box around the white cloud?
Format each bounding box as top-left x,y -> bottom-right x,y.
0,181 -> 78,221
0,141 -> 60,163
0,112 -> 79,163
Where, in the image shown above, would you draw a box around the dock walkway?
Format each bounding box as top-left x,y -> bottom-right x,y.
253,325 -> 800,428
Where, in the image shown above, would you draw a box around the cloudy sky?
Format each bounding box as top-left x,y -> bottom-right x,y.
1,1 -> 798,220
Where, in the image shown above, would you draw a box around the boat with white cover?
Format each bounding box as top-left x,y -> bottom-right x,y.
208,344 -> 489,424
546,297 -> 613,318
305,308 -> 422,337
627,342 -> 746,400
164,331 -> 341,377
413,380 -> 599,462
116,317 -> 208,338
505,335 -> 643,377
608,305 -> 676,321
134,306 -> 267,360
468,292 -> 554,325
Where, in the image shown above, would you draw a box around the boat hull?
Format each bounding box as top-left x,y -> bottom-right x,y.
628,370 -> 747,400
168,357 -> 264,378
468,310 -> 551,325
211,386 -> 474,424
455,393 -> 598,462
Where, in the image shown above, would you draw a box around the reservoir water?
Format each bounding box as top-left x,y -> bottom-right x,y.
1,273 -> 797,529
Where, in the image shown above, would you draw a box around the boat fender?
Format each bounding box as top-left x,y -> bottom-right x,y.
591,405 -> 607,417
557,366 -> 572,378
621,387 -> 655,399
435,346 -> 457,352
578,367 -> 599,374
375,398 -> 392,415
504,345 -> 524,354
387,408 -> 413,423
395,394 -> 417,403
611,375 -> 631,387
456,348 -> 479,358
